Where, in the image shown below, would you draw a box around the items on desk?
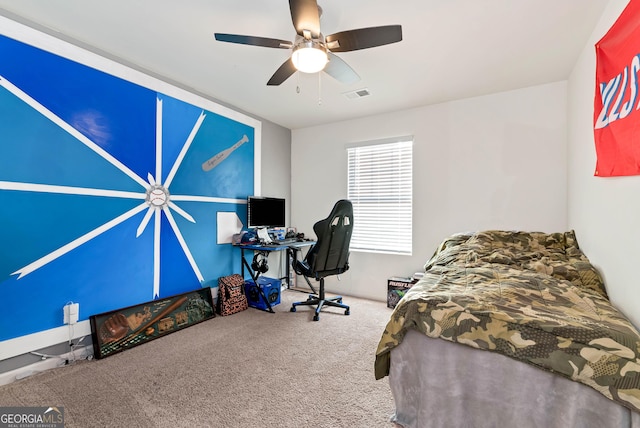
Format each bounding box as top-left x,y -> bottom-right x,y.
239,230 -> 257,244
256,227 -> 272,243
235,226 -> 310,246
232,231 -> 246,245
270,227 -> 286,241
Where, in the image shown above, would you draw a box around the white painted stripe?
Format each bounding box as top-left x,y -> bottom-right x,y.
0,180 -> 145,199
163,207 -> 204,282
155,97 -> 163,185
136,206 -> 154,237
153,210 -> 161,298
13,203 -> 148,279
164,111 -> 205,189
170,195 -> 246,204
0,75 -> 148,189
168,201 -> 195,223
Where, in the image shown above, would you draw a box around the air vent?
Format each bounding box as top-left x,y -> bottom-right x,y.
343,88 -> 371,100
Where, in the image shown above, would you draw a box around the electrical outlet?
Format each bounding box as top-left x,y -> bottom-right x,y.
63,303 -> 79,325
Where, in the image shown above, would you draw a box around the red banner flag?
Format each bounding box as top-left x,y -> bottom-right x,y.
594,0 -> 640,177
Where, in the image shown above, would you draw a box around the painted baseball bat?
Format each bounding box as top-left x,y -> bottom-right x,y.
202,134 -> 249,172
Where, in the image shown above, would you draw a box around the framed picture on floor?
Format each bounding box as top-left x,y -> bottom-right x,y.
90,287 -> 215,359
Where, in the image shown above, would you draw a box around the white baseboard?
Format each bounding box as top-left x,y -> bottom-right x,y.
0,344 -> 92,386
0,320 -> 91,361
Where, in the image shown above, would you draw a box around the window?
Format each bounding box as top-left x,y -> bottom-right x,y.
347,137 -> 413,255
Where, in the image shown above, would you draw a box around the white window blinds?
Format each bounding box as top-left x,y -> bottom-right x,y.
347,138 -> 413,255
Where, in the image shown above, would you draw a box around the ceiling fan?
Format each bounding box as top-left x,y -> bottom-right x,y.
214,0 -> 403,86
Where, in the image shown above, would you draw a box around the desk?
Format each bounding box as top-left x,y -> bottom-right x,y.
235,241 -> 316,312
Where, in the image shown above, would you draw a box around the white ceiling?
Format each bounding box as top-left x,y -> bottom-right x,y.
0,0 -> 610,130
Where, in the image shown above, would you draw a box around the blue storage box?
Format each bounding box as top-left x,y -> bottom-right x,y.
245,276 -> 281,310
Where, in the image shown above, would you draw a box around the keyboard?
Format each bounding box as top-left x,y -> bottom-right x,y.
258,238 -> 298,246
272,238 -> 298,245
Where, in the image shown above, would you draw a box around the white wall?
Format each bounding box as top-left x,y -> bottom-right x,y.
255,119 -> 292,280
567,0 -> 640,328
291,82 -> 568,302
260,120 -> 292,210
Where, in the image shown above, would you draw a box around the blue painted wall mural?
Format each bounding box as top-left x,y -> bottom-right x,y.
0,33 -> 257,341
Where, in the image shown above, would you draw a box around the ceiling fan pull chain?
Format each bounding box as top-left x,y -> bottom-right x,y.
318,72 -> 322,106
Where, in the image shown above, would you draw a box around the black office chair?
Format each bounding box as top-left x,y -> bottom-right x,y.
290,199 -> 353,321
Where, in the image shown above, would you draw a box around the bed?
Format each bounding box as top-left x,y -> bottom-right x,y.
375,230 -> 640,428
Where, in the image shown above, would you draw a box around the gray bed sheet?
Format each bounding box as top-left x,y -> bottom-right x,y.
389,329 -> 640,428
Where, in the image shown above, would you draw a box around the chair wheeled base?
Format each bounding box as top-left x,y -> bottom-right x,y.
290,278 -> 350,321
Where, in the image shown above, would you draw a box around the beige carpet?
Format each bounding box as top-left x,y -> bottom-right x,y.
0,289 -> 396,427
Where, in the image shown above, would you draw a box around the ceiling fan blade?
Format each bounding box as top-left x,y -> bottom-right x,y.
324,52 -> 360,85
267,58 -> 297,86
325,25 -> 403,52
215,33 -> 292,49
289,0 -> 321,39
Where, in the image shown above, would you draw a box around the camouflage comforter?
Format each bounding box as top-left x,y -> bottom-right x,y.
375,230 -> 640,413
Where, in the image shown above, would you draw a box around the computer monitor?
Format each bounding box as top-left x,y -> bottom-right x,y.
247,196 -> 286,229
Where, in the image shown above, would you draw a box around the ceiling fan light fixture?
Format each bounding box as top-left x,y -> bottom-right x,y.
291,41 -> 328,73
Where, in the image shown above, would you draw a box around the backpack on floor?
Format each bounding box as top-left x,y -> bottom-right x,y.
217,274 -> 248,316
